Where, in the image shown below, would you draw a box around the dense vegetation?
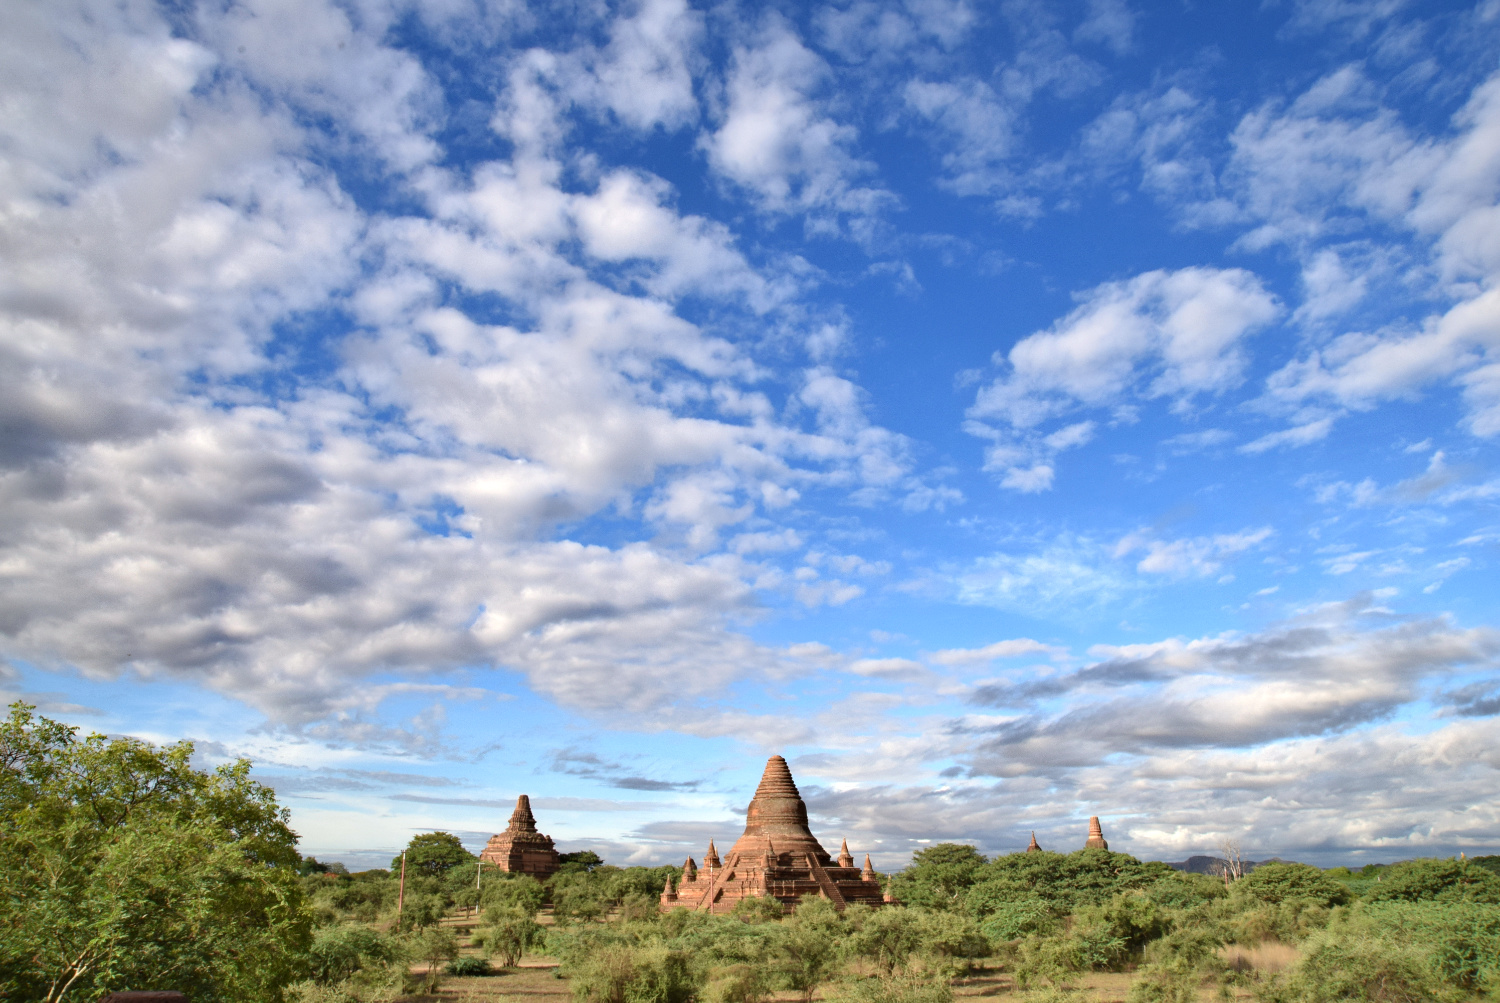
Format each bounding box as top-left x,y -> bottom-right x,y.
5,703 -> 1499,1002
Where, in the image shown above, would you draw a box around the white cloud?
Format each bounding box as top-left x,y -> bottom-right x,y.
930,639 -> 1060,666
1213,67 -> 1500,440
584,0 -> 704,132
956,537 -> 1140,615
1115,527 -> 1274,577
1239,416 -> 1336,453
0,0 -> 939,743
967,267 -> 1280,488
1074,0 -> 1137,55
702,16 -> 894,236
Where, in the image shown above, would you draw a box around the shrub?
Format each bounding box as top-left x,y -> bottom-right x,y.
978,896 -> 1058,942
308,924 -> 398,983
912,910 -> 990,975
1365,858 -> 1500,905
1254,931 -> 1464,1003
832,974 -> 954,1003
1235,863 -> 1350,909
445,956 -> 493,976
476,906 -> 545,966
569,944 -> 700,1003
705,963 -> 769,1003
731,894 -> 787,923
847,905 -> 928,974
1125,963 -> 1201,1003
889,844 -> 988,911
481,872 -> 547,916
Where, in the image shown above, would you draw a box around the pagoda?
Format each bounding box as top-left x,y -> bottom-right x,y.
1084,816 -> 1109,850
480,795 -> 560,878
660,755 -> 886,914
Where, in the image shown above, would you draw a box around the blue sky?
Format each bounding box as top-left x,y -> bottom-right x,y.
4,0 -> 1500,871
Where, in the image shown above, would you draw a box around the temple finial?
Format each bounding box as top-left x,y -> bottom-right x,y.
1085,816 -> 1108,850
838,838 -> 854,868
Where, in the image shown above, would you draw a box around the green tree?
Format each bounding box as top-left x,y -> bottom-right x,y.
481,871 -> 547,915
476,905 -> 545,967
0,702 -> 313,1003
1365,858 -> 1500,905
412,926 -> 459,993
559,849 -> 606,873
888,843 -> 987,910
1234,862 -> 1351,908
391,831 -> 475,876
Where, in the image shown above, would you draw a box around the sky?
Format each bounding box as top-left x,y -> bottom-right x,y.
3,0 -> 1500,873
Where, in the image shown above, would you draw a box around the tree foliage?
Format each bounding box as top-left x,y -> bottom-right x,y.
391,830 -> 474,876
1234,862 -> 1352,908
0,702 -> 312,1003
887,844 -> 987,910
1364,857 -> 1500,905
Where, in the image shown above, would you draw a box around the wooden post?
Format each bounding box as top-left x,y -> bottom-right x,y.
475,858 -> 482,918
397,850 -> 407,932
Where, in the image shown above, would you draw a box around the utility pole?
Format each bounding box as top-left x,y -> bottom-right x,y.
397,850 -> 407,932
475,858 -> 483,918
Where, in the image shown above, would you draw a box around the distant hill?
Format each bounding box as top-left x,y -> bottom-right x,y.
1165,855 -> 1275,875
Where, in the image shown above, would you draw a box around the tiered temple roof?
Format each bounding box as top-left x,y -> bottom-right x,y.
660,755 -> 886,914
479,795 -> 560,878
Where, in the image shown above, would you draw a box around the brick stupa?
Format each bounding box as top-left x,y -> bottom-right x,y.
1084,816 -> 1109,850
660,755 -> 886,913
480,795 -> 560,878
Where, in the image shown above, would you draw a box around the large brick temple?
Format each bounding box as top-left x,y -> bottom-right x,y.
480,794 -> 560,878
660,755 -> 887,913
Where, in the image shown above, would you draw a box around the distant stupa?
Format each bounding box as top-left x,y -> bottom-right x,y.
661,755 -> 886,913
1084,816 -> 1109,850
479,795 -> 560,877
1026,831 -> 1042,852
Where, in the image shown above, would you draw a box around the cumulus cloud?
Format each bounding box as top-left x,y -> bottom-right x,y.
1210,66 -> 1500,439
0,0 -> 937,744
702,15 -> 894,236
966,594 -> 1500,763
966,267 -> 1280,488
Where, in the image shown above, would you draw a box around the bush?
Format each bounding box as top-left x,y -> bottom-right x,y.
1254,931 -> 1464,1003
482,872 -> 547,916
1125,962 -> 1202,1003
888,844 -> 988,911
477,905 -> 545,966
1335,900 -> 1500,992
1235,863 -> 1350,909
978,896 -> 1058,941
445,955 -> 493,976
705,963 -> 769,1003
1365,858 -> 1500,905
847,906 -> 928,974
569,944 -> 700,1003
308,924 -> 398,983
832,974 -> 954,1003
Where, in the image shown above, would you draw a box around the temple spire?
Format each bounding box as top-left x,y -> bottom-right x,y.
508,794 -> 538,833
838,838 -> 854,868
1085,816 -> 1108,850
704,839 -> 721,869
1027,831 -> 1042,853
861,853 -> 876,881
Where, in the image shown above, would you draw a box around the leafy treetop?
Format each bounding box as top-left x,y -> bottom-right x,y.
392,831 -> 476,876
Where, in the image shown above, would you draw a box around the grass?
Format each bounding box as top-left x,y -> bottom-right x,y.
1217,941 -> 1298,975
